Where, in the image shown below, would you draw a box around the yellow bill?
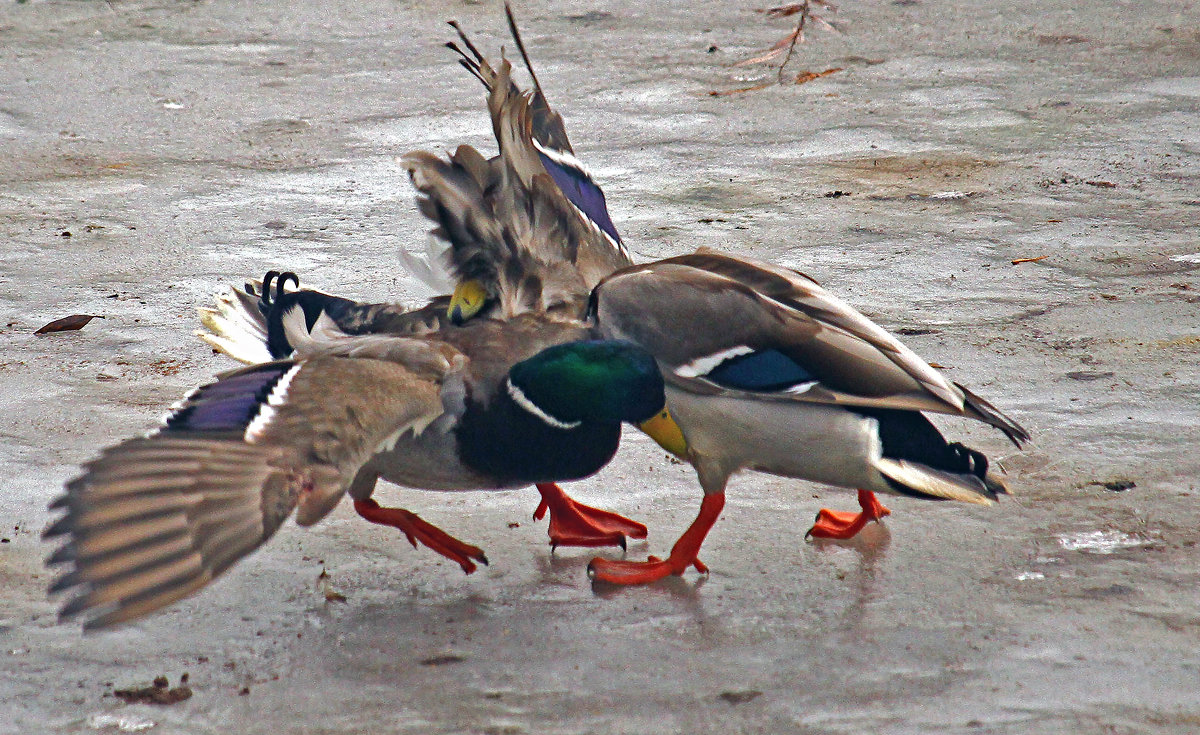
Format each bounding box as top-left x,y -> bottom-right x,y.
449,279 -> 489,325
638,407 -> 688,459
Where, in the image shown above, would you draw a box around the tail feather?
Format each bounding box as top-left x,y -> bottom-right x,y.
448,6 -> 575,157
873,457 -> 998,505
955,381 -> 1030,447
196,284 -> 272,365
440,12 -> 632,290
45,435 -> 295,630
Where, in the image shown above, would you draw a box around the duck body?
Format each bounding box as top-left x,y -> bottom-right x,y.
219,281 -> 652,493
350,313 -> 641,493
660,389 -> 1006,500
662,390 -> 895,494
591,251 -> 1024,500
572,250 -> 1028,582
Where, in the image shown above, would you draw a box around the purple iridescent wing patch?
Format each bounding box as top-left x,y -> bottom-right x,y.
165,363 -> 292,433
536,150 -> 622,246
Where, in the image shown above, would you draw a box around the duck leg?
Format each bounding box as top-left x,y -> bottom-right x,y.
533,483 -> 648,549
353,498 -> 488,574
805,489 -> 891,540
587,493 -> 725,584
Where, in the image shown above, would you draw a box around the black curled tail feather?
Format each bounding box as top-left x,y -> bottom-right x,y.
859,407 -> 1007,503
262,291 -> 357,358
254,271 -> 359,359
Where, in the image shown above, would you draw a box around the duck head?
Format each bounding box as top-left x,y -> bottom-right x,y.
507,340 -> 665,427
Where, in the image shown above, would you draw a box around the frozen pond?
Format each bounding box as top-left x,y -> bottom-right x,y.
2,0 -> 1199,732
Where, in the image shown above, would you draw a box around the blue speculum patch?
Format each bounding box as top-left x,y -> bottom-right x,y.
536,151 -> 623,246
165,363 -> 291,432
703,349 -> 815,391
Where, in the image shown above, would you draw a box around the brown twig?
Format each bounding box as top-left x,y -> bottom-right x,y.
709,81 -> 776,97
777,0 -> 810,83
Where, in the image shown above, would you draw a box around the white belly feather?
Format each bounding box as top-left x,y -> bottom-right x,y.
665,387 -> 895,494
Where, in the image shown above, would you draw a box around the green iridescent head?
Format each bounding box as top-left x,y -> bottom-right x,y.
507,340 -> 664,427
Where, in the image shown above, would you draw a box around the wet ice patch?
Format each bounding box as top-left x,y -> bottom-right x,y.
932,110 -> 1026,129
1057,530 -> 1148,554
1143,77 -> 1200,98
1014,571 -> 1045,581
355,114 -> 485,149
0,110 -> 32,138
1170,253 -> 1200,264
87,713 -> 156,731
624,111 -> 717,135
903,85 -> 997,111
762,127 -> 934,159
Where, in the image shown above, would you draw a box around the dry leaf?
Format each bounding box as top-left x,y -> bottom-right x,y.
1011,255 -> 1049,265
316,566 -> 347,603
34,314 -> 101,335
795,67 -> 842,84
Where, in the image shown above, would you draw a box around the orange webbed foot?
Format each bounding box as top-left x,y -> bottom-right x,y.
806,489 -> 891,540
534,483 -> 648,549
588,493 -> 725,585
588,553 -> 708,584
354,498 -> 488,574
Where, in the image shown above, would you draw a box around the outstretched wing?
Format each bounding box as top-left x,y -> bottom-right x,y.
445,8 -> 632,285
46,354 -> 452,629
593,250 -> 1029,446
404,147 -> 596,319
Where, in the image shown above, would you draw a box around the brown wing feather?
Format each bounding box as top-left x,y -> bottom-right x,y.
595,254 -> 1028,444
46,356 -> 448,629
403,149 -> 594,318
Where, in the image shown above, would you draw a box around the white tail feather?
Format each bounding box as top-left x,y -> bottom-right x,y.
873,457 -> 996,505
195,288 -> 273,365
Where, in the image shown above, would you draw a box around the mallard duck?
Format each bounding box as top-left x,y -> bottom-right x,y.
46,294 -> 665,628
582,250 -> 1029,583
46,110 -> 667,628
200,266 -> 652,553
